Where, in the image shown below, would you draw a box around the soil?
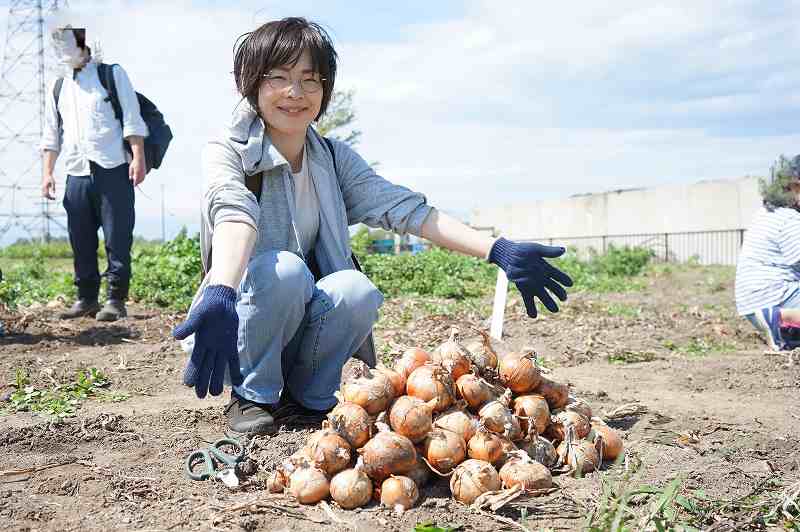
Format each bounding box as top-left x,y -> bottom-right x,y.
1,265 -> 798,531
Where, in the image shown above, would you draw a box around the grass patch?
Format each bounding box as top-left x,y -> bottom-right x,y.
3,367 -> 112,420
607,350 -> 658,364
605,302 -> 642,318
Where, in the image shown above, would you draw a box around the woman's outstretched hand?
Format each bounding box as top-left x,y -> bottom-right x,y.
488,237 -> 573,318
173,285 -> 243,398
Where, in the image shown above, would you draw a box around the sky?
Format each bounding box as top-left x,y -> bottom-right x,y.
1,0 -> 799,245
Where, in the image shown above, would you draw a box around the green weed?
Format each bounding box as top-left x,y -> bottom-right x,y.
4,367 -> 111,420
605,303 -> 642,318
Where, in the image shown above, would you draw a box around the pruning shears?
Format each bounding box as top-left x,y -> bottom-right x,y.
184,437 -> 244,487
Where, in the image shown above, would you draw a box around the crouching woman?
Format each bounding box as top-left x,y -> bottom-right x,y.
174,17 -> 573,434
735,155 -> 800,351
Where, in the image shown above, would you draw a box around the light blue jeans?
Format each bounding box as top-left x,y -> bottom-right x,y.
233,251 -> 383,410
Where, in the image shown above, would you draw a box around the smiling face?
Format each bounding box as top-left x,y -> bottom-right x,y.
257,49 -> 323,139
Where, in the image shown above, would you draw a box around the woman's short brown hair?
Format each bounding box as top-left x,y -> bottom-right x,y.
233,17 -> 337,121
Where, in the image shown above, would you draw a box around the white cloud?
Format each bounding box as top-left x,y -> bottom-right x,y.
1,0 -> 798,244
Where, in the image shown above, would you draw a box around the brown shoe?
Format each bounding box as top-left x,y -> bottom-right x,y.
59,299 -> 101,320
95,299 -> 127,322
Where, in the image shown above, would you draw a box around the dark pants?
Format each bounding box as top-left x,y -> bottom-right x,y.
63,162 -> 135,301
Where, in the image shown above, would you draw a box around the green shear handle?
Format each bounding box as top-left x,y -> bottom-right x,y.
184,438 -> 245,481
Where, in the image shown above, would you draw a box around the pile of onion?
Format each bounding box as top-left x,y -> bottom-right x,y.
546,410 -> 591,442
590,417 -> 624,461
422,428 -> 466,474
434,405 -> 479,442
534,376 -> 569,410
467,426 -> 506,466
499,452 -> 553,491
478,390 -> 522,441
381,475 -> 419,515
456,373 -> 500,412
464,329 -> 499,373
288,466 -> 330,504
517,431 -> 558,469
328,398 -> 372,449
394,347 -> 431,380
432,329 -> 471,381
513,394 -> 551,435
556,426 -> 602,476
450,459 -> 502,505
306,424 -> 352,476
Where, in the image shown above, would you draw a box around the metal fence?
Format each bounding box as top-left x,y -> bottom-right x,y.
531,229 -> 746,266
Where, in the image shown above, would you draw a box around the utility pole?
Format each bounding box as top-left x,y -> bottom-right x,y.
0,0 -> 68,245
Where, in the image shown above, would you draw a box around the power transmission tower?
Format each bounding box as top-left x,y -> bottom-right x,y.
0,0 -> 68,245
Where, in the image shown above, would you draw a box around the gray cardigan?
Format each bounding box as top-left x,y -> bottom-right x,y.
188,103 -> 433,366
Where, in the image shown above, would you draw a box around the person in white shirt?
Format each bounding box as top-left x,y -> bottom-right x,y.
735,155 -> 800,350
40,27 -> 148,321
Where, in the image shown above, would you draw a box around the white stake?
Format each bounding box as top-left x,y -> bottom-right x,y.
490,268 -> 509,340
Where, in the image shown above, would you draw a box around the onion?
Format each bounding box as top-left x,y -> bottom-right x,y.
546,410 -> 591,442
590,418 -> 624,461
381,475 -> 418,515
328,398 -> 372,449
389,395 -> 438,443
564,395 -> 593,419
498,351 -> 542,393
406,363 -> 455,413
278,447 -> 313,478
306,425 -> 352,476
556,425 -> 601,476
394,347 -> 431,379
517,432 -> 558,469
499,454 -> 553,491
464,329 -> 498,373
422,428 -> 466,474
375,366 -> 406,398
456,373 -> 500,412
340,367 -> 394,415
405,454 -> 431,488
266,470 -> 287,493
478,390 -> 522,440
495,437 -> 520,468
288,466 -> 330,504
534,376 -> 569,410
432,329 -> 472,381
434,406 -> 479,442
450,459 -> 502,505
329,459 -> 373,509
513,394 -> 550,435
358,422 -> 417,482
466,426 -> 505,465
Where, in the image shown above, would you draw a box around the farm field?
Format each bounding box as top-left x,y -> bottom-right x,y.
0,263 -> 798,531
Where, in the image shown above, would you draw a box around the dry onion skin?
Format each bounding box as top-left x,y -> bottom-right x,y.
329,460 -> 373,509
340,368 -> 394,415
434,406 -> 479,442
380,475 -> 419,515
288,466 -> 330,504
556,426 -> 602,476
564,395 -> 593,419
306,426 -> 352,476
534,376 -> 569,410
406,363 -> 455,413
546,410 -> 591,442
499,455 -> 553,491
456,373 -> 500,412
328,398 -> 372,449
389,395 -> 438,443
590,418 -> 624,461
466,427 -> 506,465
432,329 -> 472,382
464,330 -> 499,373
513,394 -> 551,435
358,423 -> 418,482
498,351 -> 542,393
266,470 -> 287,493
394,347 -> 431,380
478,390 -> 523,441
449,459 -> 502,505
375,366 -> 407,398
422,428 -> 466,474
517,432 -> 558,469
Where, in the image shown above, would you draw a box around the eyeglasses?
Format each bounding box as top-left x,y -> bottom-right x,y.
263,73 -> 325,94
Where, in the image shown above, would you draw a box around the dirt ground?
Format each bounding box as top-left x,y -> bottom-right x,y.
1,265 -> 798,531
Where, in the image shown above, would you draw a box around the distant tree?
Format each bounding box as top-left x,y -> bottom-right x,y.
316,89 -> 362,147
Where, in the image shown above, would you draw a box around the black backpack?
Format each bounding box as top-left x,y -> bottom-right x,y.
54,62 -> 173,174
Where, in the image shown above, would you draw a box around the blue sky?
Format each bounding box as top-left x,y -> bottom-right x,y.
1,0 -> 799,244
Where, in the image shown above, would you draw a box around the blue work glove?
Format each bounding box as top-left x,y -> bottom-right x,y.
489,237 -> 573,318
173,285 -> 243,398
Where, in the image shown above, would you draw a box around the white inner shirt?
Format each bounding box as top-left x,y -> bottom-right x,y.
291,145 -> 320,256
